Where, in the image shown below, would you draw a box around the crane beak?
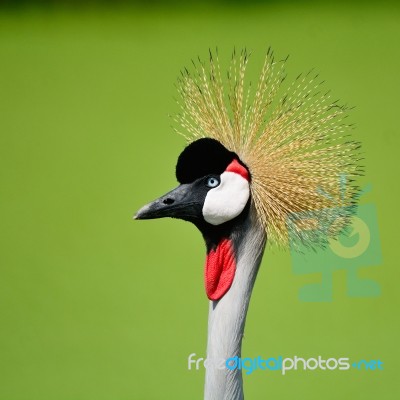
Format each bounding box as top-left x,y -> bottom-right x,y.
134,183 -> 202,221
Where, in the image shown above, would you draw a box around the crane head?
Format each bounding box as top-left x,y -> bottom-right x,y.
135,138 -> 251,231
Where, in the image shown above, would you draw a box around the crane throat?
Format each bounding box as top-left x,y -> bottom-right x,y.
205,238 -> 236,301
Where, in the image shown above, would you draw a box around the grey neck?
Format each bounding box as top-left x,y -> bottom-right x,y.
204,204 -> 266,400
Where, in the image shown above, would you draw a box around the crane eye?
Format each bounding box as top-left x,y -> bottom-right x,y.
206,176 -> 220,188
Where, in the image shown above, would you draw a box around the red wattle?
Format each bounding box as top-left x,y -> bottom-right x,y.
225,159 -> 250,181
205,238 -> 236,301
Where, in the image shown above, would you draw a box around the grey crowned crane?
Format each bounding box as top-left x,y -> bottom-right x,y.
135,49 -> 361,400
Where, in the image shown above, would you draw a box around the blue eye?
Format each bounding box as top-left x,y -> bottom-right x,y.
206,176 -> 220,188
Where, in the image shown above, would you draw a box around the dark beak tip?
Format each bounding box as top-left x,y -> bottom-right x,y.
133,184 -> 192,221
133,204 -> 151,220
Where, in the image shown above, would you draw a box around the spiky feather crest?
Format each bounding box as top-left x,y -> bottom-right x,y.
174,48 -> 363,249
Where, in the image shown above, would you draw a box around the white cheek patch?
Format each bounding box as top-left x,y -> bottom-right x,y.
202,171 -> 250,225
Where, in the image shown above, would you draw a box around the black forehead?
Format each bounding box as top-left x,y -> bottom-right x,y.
176,138 -> 236,184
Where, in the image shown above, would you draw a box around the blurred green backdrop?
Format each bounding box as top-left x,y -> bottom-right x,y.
0,1 -> 399,399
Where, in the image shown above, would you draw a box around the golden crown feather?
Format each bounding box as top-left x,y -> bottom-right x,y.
173,48 -> 363,249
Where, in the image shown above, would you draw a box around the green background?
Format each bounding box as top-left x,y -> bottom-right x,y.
0,1 -> 398,399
